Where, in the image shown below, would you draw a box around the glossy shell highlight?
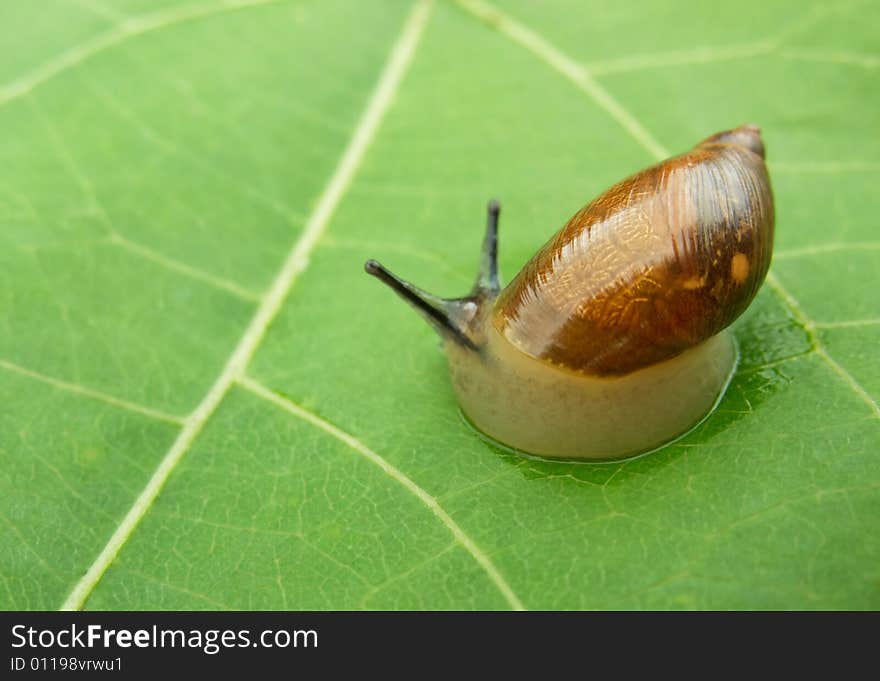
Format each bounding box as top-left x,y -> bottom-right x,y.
495,126 -> 773,376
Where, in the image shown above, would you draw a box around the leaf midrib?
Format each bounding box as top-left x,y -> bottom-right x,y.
58,0 -> 488,611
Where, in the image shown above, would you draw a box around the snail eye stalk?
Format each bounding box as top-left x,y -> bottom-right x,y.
364,259 -> 478,350
364,199 -> 504,351
472,199 -> 501,296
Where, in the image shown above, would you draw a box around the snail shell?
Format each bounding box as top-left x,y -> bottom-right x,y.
366,124 -> 774,461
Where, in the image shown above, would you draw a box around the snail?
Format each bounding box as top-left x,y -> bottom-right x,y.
365,124 -> 774,461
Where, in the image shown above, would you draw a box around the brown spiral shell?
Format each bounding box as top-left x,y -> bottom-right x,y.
493,124 -> 775,376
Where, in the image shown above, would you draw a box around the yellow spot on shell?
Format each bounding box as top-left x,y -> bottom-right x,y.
731,253 -> 749,284
681,275 -> 706,290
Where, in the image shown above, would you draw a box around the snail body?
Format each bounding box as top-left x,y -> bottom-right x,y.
366,125 -> 774,461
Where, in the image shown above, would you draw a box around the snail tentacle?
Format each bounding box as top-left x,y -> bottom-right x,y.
364,259 -> 479,350
471,199 -> 501,296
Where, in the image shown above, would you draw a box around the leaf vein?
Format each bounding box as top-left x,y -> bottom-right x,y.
774,241 -> 880,258
0,0 -> 293,108
454,0 -> 670,159
814,318 -> 880,329
57,0 -> 435,611
766,273 -> 880,418
79,72 -> 308,226
0,359 -> 184,425
107,233 -> 262,302
238,375 -> 526,611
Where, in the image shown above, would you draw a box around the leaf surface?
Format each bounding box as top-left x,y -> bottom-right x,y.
1,0 -> 877,610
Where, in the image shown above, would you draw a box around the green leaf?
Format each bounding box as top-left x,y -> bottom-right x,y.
1,0 -> 877,610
